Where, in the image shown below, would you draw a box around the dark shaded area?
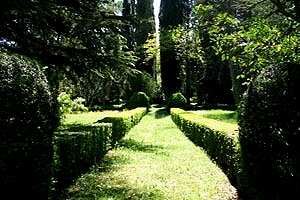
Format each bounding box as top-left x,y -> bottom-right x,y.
118,138 -> 164,153
154,108 -> 170,119
152,104 -> 166,108
0,53 -> 59,200
238,62 -> 300,199
187,103 -> 237,111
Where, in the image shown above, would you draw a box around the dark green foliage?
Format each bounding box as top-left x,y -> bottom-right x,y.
171,108 -> 240,187
125,72 -> 157,100
127,92 -> 150,110
270,1 -> 300,23
135,0 -> 156,75
167,92 -> 187,109
159,31 -> 182,98
159,0 -> 185,27
159,0 -> 185,97
238,62 -> 300,199
0,0 -> 136,83
0,52 -> 59,199
52,123 -> 112,195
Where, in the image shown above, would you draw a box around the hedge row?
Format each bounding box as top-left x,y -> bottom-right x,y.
52,123 -> 112,194
171,108 -> 240,186
52,107 -> 147,195
99,107 -> 148,146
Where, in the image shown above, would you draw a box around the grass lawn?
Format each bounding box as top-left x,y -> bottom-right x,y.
59,108 -> 238,199
191,109 -> 238,124
61,110 -> 120,125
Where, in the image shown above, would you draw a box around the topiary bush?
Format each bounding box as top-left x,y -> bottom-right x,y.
126,92 -> 150,111
238,62 -> 300,199
167,92 -> 187,110
125,72 -> 157,101
0,52 -> 60,199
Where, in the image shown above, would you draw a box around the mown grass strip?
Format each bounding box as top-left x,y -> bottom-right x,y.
61,108 -> 238,200
191,109 -> 238,125
62,111 -> 118,125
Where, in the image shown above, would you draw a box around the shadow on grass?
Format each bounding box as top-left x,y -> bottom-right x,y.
63,179 -> 164,200
151,104 -> 166,108
60,148 -> 164,200
154,108 -> 169,119
117,138 -> 164,153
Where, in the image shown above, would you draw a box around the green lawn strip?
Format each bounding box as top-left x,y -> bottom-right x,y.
191,109 -> 238,125
62,109 -> 238,200
62,111 -> 119,125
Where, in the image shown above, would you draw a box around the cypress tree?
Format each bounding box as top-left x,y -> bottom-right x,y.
159,0 -> 182,97
135,0 -> 156,75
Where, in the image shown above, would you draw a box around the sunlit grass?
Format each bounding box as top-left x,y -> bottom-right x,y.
191,109 -> 238,124
61,109 -> 238,200
62,110 -> 119,125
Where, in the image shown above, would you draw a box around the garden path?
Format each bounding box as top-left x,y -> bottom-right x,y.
63,107 -> 238,200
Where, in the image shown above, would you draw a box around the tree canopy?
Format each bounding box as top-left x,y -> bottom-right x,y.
0,0 -> 136,80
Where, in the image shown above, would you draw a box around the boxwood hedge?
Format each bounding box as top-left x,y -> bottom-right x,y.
52,107 -> 147,195
171,108 -> 240,186
99,107 -> 147,146
52,123 -> 112,195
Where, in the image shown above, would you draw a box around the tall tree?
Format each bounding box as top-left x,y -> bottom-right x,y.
135,0 -> 156,75
159,0 -> 187,97
122,0 -> 136,50
192,1 -> 243,104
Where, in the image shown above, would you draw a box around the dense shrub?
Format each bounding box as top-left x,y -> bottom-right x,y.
171,108 -> 240,186
57,92 -> 73,114
238,62 -> 300,199
0,52 -> 59,199
52,123 -> 112,195
57,92 -> 88,115
167,92 -> 187,109
126,92 -> 150,111
125,72 -> 157,100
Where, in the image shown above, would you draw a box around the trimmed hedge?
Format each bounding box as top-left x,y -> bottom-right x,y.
52,107 -> 147,195
171,108 -> 240,186
52,123 -> 112,194
99,107 -> 147,146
